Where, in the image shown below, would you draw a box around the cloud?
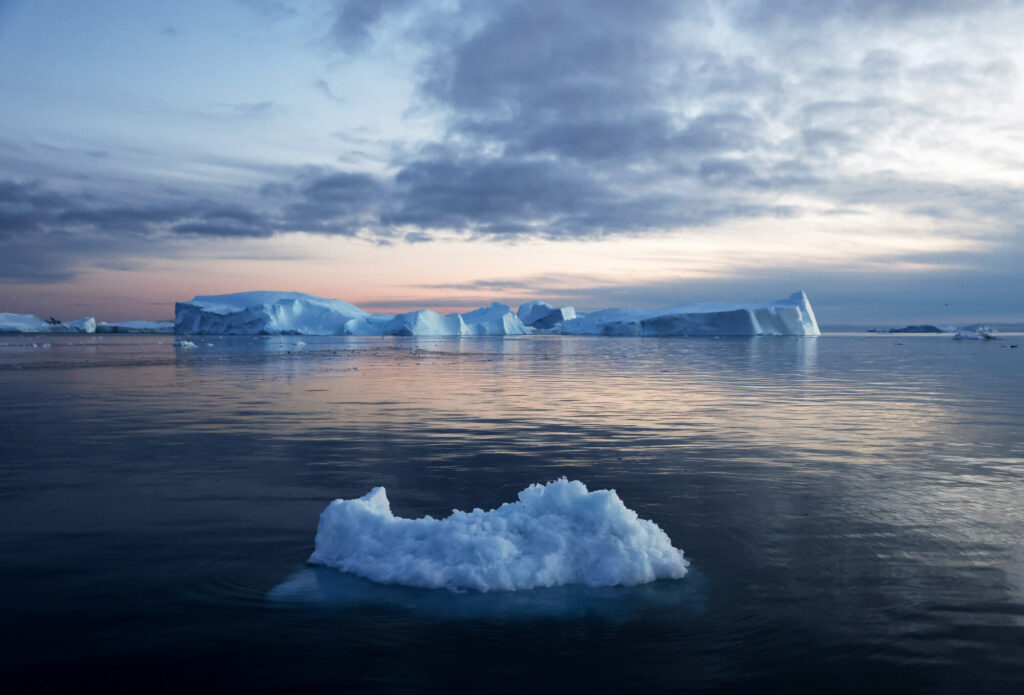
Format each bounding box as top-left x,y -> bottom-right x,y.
0,168 -> 389,280
0,180 -> 281,280
230,101 -> 286,120
329,0 -> 416,52
313,79 -> 344,104
308,0 -> 1023,247
236,0 -> 296,21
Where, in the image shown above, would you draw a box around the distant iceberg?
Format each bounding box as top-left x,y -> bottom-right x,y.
172,290 -> 820,336
885,324 -> 955,334
0,313 -> 96,334
954,327 -> 996,341
308,478 -> 689,592
175,291 -> 371,335
96,320 -> 175,334
558,291 -> 820,337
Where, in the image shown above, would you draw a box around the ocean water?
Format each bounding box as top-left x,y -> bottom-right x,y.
1,333 -> 1022,693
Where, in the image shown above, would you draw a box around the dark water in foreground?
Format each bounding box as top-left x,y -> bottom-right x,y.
1,334 -> 1023,693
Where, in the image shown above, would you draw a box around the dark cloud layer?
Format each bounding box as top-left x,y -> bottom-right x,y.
307,0 -> 1022,248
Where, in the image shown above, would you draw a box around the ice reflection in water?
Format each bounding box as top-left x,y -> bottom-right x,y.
269,566 -> 709,622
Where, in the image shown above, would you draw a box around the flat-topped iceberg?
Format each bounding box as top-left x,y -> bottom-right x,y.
174,292 -> 528,336
96,320 -> 175,334
175,291 -> 371,335
886,324 -> 955,334
172,290 -> 819,336
308,478 -> 689,592
558,291 -> 820,337
0,313 -> 96,334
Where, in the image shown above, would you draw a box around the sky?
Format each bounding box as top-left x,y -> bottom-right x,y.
1,0 -> 1022,325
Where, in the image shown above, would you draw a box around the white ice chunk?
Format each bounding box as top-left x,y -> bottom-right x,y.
308,478 -> 689,592
173,339 -> 197,348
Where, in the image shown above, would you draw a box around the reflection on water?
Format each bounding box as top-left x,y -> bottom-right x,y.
1,333 -> 1023,693
269,566 -> 709,622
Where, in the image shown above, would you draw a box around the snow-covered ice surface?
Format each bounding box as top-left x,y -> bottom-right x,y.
173,290 -> 819,336
308,478 -> 688,592
0,313 -> 96,334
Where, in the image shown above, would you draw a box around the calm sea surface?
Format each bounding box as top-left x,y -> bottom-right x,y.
1,334 -> 1022,693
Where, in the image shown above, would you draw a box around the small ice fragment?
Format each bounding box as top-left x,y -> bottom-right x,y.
308,478 -> 689,592
173,339 -> 197,348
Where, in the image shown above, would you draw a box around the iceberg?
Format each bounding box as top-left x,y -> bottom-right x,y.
382,309 -> 467,336
96,320 -> 175,334
886,324 -> 955,334
308,478 -> 689,593
175,292 -> 528,336
558,291 -> 820,337
954,327 -> 996,340
0,313 -> 96,334
175,291 -> 370,335
517,300 -> 577,329
171,290 -> 820,336
460,302 -> 528,335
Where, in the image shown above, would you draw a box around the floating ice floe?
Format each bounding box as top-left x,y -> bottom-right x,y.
172,290 -> 820,336
173,339 -> 197,348
308,478 -> 689,592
